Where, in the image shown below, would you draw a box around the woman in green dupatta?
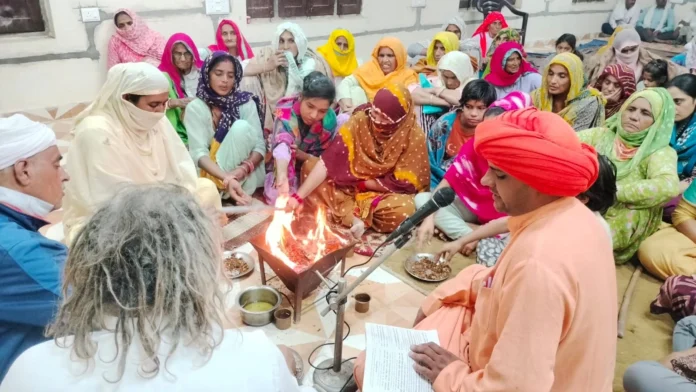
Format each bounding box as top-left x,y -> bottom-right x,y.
578,88 -> 680,263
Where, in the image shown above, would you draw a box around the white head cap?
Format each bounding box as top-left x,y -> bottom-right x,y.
0,114 -> 57,170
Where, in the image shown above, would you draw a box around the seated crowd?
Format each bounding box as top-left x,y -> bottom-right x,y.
3,6 -> 696,391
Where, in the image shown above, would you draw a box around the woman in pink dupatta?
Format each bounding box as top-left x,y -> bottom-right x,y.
107,9 -> 166,69
416,91 -> 531,253
158,33 -> 204,145
208,20 -> 254,67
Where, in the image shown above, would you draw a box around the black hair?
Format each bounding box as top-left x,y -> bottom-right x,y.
124,94 -> 142,104
114,11 -> 129,25
556,34 -> 584,61
484,106 -> 506,118
643,59 -> 669,87
301,71 -> 336,102
581,154 -> 617,215
459,79 -> 497,107
666,74 -> 696,98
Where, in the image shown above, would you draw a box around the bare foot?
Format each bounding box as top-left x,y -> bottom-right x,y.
350,217 -> 366,239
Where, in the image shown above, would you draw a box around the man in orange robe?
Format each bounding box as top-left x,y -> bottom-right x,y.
354,108 -> 617,391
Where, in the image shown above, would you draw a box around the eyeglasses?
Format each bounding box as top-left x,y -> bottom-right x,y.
173,52 -> 193,59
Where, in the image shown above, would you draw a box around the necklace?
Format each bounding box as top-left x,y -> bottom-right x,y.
676,115 -> 694,144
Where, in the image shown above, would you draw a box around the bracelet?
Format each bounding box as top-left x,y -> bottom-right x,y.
290,193 -> 304,204
236,165 -> 249,178
357,181 -> 368,192
242,160 -> 255,174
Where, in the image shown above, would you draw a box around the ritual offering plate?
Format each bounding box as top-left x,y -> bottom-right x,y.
404,253 -> 451,282
223,250 -> 255,279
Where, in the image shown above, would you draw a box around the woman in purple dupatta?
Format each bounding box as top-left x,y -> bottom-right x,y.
184,52 -> 266,204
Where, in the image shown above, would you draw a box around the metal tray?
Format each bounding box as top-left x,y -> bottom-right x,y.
403,253 -> 451,283
222,250 -> 255,279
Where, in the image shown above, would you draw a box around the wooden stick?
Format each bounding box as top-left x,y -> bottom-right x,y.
618,265 -> 643,338
220,205 -> 282,215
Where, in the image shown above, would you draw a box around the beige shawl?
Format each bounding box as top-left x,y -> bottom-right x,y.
63,63 -> 199,243
240,46 -> 332,130
585,46 -> 686,86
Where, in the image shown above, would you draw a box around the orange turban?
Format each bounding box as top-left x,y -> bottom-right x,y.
474,108 -> 599,197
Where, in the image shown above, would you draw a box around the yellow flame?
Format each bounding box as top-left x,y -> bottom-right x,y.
266,195 -> 297,269
266,196 -> 349,268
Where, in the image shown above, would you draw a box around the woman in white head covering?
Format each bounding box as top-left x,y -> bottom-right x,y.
240,22 -> 333,131
62,62 -> 224,244
410,51 -> 476,131
585,26 -> 686,85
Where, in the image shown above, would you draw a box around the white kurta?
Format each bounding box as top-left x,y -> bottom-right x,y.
1,328 -> 313,392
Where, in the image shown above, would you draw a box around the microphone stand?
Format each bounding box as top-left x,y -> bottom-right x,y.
312,231 -> 413,392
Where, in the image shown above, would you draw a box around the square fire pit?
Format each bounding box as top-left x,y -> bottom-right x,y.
249,230 -> 355,323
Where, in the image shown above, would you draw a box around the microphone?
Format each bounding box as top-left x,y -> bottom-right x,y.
384,187 -> 456,243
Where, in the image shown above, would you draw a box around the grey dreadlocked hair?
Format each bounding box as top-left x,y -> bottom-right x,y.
48,183 -> 226,382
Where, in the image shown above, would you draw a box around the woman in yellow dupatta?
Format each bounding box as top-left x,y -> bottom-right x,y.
336,37 -> 418,113
317,29 -> 358,81
412,32 -> 460,76
532,52 -> 606,132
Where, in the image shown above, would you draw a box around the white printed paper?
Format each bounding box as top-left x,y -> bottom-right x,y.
363,323 -> 440,392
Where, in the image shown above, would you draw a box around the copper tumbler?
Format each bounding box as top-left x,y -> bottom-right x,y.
274,308 -> 292,330
354,293 -> 371,313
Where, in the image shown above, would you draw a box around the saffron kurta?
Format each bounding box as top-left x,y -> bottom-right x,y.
355,198 -> 617,392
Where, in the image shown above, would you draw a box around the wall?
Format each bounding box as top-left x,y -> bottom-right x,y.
1,0 -> 693,113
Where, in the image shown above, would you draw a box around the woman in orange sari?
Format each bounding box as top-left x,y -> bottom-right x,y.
287,84 -> 429,235
336,38 -> 418,114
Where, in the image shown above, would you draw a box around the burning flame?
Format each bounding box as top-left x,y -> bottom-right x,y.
266,195 -> 347,270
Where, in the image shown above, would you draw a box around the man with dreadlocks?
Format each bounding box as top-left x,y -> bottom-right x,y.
0,184 -> 313,391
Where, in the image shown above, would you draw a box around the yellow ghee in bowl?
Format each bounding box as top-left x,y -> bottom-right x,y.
243,302 -> 275,312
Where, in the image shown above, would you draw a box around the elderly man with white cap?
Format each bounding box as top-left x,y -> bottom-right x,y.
0,114 -> 69,382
